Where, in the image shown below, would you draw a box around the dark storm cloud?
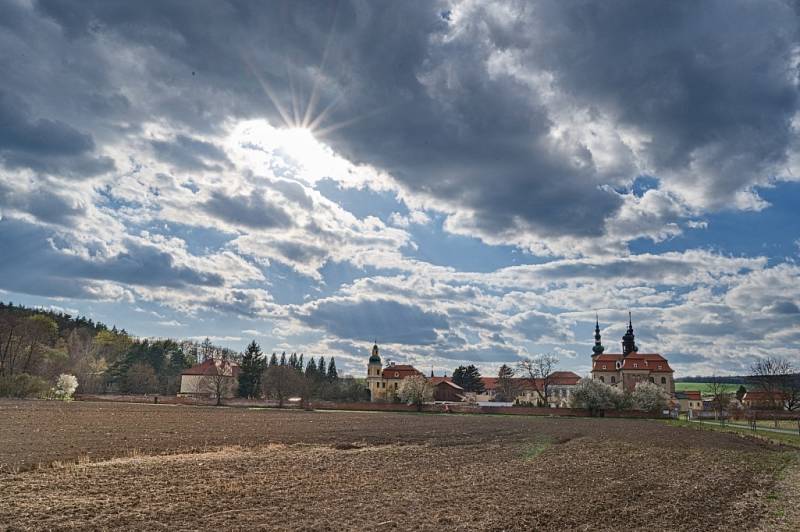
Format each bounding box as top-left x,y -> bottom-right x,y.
203,190 -> 293,229
299,298 -> 448,345
0,183 -> 85,226
20,0 -> 800,243
0,91 -> 114,177
0,217 -> 223,298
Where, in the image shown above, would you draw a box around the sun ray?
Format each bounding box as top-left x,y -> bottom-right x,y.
302,2 -> 341,129
242,54 -> 294,129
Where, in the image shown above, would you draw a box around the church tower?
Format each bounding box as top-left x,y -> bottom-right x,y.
592,314 -> 605,357
621,312 -> 638,356
366,342 -> 383,401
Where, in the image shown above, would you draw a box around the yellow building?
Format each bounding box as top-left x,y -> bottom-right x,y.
366,343 -> 422,401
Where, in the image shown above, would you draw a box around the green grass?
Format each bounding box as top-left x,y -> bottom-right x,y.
674,382 -> 740,394
521,440 -> 553,460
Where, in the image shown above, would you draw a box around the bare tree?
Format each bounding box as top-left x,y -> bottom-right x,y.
262,365 -> 303,408
199,359 -> 236,406
749,357 -> 794,410
707,376 -> 731,425
517,354 -> 559,407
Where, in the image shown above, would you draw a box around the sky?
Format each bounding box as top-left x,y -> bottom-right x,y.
1,0 -> 799,378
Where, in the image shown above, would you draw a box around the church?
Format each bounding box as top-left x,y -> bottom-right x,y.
590,314 -> 674,395
366,343 -> 423,401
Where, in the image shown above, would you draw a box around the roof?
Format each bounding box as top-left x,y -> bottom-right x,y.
675,391 -> 702,400
181,359 -> 240,377
742,391 -> 786,401
592,353 -> 674,373
479,371 -> 581,391
433,380 -> 464,391
381,364 -> 422,379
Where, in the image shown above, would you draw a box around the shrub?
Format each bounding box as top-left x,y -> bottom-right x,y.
53,374 -> 79,401
0,374 -> 50,398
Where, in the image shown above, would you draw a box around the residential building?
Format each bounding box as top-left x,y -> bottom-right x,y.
675,390 -> 703,413
741,390 -> 787,410
590,314 -> 675,395
179,358 -> 239,398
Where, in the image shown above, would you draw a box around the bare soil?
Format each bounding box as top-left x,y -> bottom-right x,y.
0,400 -> 796,531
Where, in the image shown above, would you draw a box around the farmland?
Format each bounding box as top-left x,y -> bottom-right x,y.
674,382 -> 741,394
0,400 -> 798,531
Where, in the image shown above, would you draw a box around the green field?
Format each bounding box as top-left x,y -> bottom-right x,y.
674,382 -> 741,394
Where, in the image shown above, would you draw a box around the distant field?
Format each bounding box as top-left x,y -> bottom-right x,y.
675,382 -> 741,394
0,400 -> 796,530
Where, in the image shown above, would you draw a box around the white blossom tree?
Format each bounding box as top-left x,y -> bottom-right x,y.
53,374 -> 78,401
570,378 -> 618,415
632,381 -> 670,413
398,375 -> 434,411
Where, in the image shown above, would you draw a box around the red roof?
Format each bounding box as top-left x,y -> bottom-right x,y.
743,391 -> 786,402
181,359 -> 240,377
480,372 -> 581,391
592,353 -> 673,373
381,364 -> 422,379
434,380 -> 464,391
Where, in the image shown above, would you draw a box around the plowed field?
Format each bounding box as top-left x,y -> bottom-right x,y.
0,400 -> 796,531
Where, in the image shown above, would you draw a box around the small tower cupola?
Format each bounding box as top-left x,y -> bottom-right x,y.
369,342 -> 381,364
621,312 -> 638,356
592,314 -> 605,356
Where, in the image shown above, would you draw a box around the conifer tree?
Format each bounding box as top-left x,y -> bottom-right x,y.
452,364 -> 486,393
327,357 -> 338,382
269,352 -> 278,366
238,340 -> 266,398
279,351 -> 287,366
316,356 -> 326,381
298,353 -> 304,372
305,357 -> 318,379
289,352 -> 297,369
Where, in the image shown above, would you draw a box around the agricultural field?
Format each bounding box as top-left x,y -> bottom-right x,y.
0,400 -> 798,531
674,382 -> 741,394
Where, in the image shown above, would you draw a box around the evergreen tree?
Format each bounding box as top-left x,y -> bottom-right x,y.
305,357 -> 318,379
327,357 -> 339,382
238,340 -> 266,398
269,352 -> 278,367
279,351 -> 287,366
736,384 -> 747,402
289,352 -> 297,370
316,356 -> 326,381
298,353 -> 304,372
452,364 -> 486,393
496,364 -> 517,402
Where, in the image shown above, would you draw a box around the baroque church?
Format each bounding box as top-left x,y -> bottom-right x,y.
590,314 -> 675,395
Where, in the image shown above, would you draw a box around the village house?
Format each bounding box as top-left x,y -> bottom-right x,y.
365,344 -> 580,406
675,391 -> 703,414
590,314 -> 675,395
178,358 -> 240,399
741,390 -> 787,410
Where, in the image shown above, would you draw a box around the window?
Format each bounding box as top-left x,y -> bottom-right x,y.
661,377 -> 666,384
602,365 -> 607,370
610,376 -> 616,384
394,372 -> 399,377
633,363 -> 638,368
649,377 -> 654,383
657,365 -> 662,370
599,376 -> 605,383
394,382 -> 398,389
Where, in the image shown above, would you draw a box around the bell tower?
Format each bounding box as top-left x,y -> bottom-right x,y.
366,342 -> 383,401
621,312 -> 638,356
592,314 -> 605,357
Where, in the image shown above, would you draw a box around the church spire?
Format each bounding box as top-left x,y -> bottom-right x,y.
592,313 -> 605,355
622,312 -> 638,356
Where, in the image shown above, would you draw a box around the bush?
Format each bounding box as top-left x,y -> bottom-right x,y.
570,378 -> 620,415
53,374 -> 79,401
0,374 -> 50,398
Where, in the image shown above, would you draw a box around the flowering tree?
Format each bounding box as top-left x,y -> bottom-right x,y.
53,374 -> 78,401
569,378 -> 617,415
398,375 -> 434,411
632,381 -> 669,413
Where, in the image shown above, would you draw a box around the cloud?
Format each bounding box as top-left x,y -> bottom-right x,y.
297,297 -> 449,345
202,189 -> 293,230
